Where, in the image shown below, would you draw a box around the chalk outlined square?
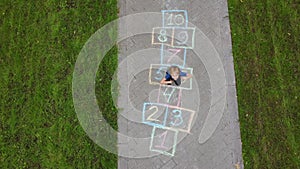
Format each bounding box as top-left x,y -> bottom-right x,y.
142,102 -> 168,127
150,126 -> 178,156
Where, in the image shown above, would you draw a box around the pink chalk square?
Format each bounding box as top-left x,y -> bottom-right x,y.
160,45 -> 186,67
157,85 -> 181,107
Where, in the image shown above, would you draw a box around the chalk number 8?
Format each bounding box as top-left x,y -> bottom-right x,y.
158,29 -> 168,42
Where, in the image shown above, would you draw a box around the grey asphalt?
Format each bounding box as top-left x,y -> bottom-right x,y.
117,0 -> 244,168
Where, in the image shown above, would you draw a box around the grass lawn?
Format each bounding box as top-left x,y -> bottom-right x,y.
0,0 -> 118,168
228,0 -> 299,168
1,0 -> 299,168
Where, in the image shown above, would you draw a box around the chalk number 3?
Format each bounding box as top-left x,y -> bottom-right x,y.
169,109 -> 183,126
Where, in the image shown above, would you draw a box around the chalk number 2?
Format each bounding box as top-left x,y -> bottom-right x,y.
147,106 -> 160,122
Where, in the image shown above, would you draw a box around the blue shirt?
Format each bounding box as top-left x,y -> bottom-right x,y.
165,71 -> 187,80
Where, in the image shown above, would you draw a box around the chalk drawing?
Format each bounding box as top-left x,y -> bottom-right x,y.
173,27 -> 196,49
154,130 -> 168,149
150,126 -> 178,156
164,105 -> 195,133
149,64 -> 193,90
162,10 -> 188,28
169,109 -> 183,126
163,87 -> 176,103
160,45 -> 187,67
142,102 -> 168,127
157,85 -> 180,106
145,7 -> 197,157
152,27 -> 174,46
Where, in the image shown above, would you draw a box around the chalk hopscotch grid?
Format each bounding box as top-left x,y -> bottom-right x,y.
143,9 -> 196,156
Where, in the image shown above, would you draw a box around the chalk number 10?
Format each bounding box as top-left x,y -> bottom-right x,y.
166,14 -> 185,26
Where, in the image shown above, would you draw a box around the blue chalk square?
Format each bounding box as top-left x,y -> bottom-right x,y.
162,10 -> 188,28
149,64 -> 169,84
142,102 -> 168,127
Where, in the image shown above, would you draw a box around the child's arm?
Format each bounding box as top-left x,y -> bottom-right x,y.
160,78 -> 173,85
181,73 -> 192,82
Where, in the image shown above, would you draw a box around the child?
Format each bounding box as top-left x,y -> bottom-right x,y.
160,66 -> 192,86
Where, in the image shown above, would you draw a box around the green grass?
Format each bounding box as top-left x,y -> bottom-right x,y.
1,0 -> 299,168
0,0 -> 118,168
228,0 -> 299,168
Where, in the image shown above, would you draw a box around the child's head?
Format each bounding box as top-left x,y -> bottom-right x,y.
168,66 -> 181,80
